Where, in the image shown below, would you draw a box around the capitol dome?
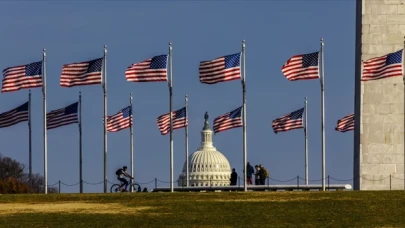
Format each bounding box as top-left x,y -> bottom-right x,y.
177,112 -> 231,187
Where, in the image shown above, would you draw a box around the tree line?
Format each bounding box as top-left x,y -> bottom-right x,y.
0,154 -> 57,194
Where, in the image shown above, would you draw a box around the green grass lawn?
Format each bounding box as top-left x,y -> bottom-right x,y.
1,191 -> 405,227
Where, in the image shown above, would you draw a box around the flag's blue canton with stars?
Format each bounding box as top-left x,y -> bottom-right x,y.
224,53 -> 241,69
174,107 -> 186,119
0,101 -> 29,128
25,61 -> 42,76
125,55 -> 168,82
60,57 -> 103,87
302,52 -> 319,68
362,49 -> 403,81
63,102 -> 79,114
15,102 -> 29,112
281,51 -> 319,81
272,107 -> 304,133
107,106 -> 132,132
2,61 -> 43,93
386,50 -> 402,65
86,58 -> 103,73
150,55 -> 168,69
121,106 -> 131,118
47,102 -> 79,130
199,52 -> 241,84
228,106 -> 242,118
213,106 -> 243,134
156,107 -> 187,135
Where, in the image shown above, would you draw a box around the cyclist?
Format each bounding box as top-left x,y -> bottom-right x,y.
115,166 -> 134,192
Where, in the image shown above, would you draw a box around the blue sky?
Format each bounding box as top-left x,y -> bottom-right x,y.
0,1 -> 355,192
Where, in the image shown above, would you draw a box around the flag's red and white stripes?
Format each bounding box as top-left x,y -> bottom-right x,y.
60,58 -> 102,87
199,53 -> 241,84
107,106 -> 132,132
361,50 -> 403,81
125,57 -> 167,82
47,103 -> 79,130
0,102 -> 29,128
157,107 -> 187,135
272,108 -> 304,133
335,113 -> 354,133
213,107 -> 243,134
281,53 -> 319,81
2,63 -> 43,93
107,116 -> 131,132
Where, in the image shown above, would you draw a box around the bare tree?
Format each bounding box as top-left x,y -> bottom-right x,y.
30,173 -> 58,193
0,154 -> 58,193
0,154 -> 25,180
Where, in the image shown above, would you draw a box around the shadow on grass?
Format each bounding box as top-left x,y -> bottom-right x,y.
1,191 -> 405,227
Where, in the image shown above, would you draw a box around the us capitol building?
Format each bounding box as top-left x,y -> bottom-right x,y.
177,112 -> 232,187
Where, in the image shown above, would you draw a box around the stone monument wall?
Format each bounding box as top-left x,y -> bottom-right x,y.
354,0 -> 405,190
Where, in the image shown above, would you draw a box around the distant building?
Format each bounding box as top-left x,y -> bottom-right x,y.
177,112 -> 231,187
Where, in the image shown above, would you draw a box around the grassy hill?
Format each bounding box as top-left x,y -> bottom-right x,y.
1,191 -> 405,227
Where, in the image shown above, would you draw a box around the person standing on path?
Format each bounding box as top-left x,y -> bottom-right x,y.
230,168 -> 238,186
254,165 -> 260,185
246,162 -> 255,185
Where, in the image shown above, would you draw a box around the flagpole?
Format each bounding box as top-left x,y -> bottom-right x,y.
130,93 -> 134,192
242,40 -> 247,192
103,45 -> 108,193
304,97 -> 308,186
79,91 -> 83,193
28,90 -> 32,193
42,49 -> 48,194
185,95 -> 189,187
169,42 -> 174,192
320,38 -> 326,191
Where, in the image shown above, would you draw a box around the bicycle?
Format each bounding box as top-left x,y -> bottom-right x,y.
110,179 -> 141,193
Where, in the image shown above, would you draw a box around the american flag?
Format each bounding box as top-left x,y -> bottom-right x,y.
125,55 -> 168,82
107,106 -> 132,132
272,108 -> 304,133
0,102 -> 29,128
47,102 -> 79,130
199,53 -> 241,84
213,106 -> 243,134
281,52 -> 319,81
60,58 -> 103,87
361,49 -> 403,81
157,107 -> 187,135
2,61 -> 43,93
335,113 -> 354,133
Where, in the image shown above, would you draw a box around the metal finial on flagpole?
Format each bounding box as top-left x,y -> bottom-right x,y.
320,38 -> 326,191
304,97 -> 308,186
